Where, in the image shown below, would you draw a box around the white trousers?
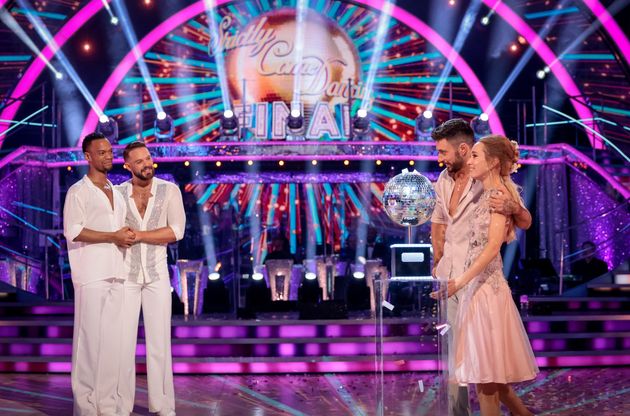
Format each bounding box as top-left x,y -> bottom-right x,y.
119,277 -> 175,416
72,278 -> 125,416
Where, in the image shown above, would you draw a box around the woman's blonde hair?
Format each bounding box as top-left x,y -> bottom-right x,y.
479,134 -> 522,241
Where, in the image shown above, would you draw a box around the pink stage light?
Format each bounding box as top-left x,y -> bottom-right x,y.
0,0 -> 105,145
480,0 -> 601,148
583,0 -> 630,68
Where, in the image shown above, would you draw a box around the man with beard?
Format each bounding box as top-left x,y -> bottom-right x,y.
430,119 -> 532,416
63,132 -> 135,415
116,141 -> 185,416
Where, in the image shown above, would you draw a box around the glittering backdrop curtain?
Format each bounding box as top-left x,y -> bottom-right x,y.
537,164 -> 570,274
568,170 -> 630,271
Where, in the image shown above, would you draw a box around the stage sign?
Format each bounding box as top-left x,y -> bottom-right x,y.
111,1 -> 480,144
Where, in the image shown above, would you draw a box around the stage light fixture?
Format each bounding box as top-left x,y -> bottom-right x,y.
343,160 -> 350,166
415,111 -> 436,138
55,72 -> 64,80
351,109 -> 371,139
215,161 -> 222,167
252,264 -> 264,281
154,112 -> 174,141
208,272 -> 220,281
352,261 -> 365,279
471,114 -> 491,137
95,115 -> 119,143
481,15 -> 490,26
536,70 -> 546,80
110,16 -> 119,25
305,272 -> 317,280
279,160 -> 285,166
220,109 -> 239,139
287,109 -> 304,129
311,160 -> 318,166
286,108 -> 305,140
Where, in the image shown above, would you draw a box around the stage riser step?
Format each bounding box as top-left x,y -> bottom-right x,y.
524,320 -> 630,333
530,301 -> 630,314
0,342 -> 437,357
2,335 -> 627,357
0,323 -> 434,338
3,319 -> 628,338
1,354 -> 630,373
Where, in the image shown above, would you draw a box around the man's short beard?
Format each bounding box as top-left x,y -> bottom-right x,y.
447,155 -> 465,173
133,168 -> 154,180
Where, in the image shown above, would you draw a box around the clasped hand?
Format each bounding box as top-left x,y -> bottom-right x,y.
113,227 -> 143,248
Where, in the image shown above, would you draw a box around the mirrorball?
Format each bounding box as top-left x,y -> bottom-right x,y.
382,170 -> 436,226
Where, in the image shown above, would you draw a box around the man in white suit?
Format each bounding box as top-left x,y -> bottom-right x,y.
63,132 -> 135,415
116,141 -> 185,416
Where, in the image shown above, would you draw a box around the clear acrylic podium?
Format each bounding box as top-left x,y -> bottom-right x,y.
371,252 -> 450,415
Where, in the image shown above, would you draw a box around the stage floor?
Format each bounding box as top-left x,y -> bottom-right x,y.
0,368 -> 628,415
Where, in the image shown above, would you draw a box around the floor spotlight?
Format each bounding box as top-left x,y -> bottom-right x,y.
220,109 -> 239,140
286,108 -> 305,140
481,15 -> 490,26
471,114 -> 491,137
208,272 -> 221,281
351,108 -> 371,140
252,264 -> 264,281
415,111 -> 436,139
96,115 -> 118,143
154,112 -> 174,141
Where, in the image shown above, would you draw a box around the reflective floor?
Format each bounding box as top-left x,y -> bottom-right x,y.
0,368 -> 628,415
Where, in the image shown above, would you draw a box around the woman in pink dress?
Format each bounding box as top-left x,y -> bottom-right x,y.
444,135 -> 539,415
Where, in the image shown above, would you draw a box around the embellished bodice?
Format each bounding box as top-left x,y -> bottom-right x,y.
462,189 -> 508,294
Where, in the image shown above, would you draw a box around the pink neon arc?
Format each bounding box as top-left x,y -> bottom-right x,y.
0,0 -> 106,146
80,0 -> 505,142
481,0 -> 602,149
583,0 -> 630,67
356,0 -> 503,135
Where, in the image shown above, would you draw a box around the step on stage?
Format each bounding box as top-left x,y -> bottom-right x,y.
1,297 -> 630,373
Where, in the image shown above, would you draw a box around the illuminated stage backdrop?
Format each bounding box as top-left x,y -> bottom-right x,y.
87,0 -> 500,144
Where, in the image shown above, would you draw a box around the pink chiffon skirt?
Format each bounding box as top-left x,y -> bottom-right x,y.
454,278 -> 539,385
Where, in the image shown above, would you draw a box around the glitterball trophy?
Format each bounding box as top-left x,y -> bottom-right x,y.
376,169 -> 448,415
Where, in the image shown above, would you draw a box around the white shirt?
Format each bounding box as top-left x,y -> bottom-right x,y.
431,169 -> 483,280
63,175 -> 127,285
116,177 -> 186,284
